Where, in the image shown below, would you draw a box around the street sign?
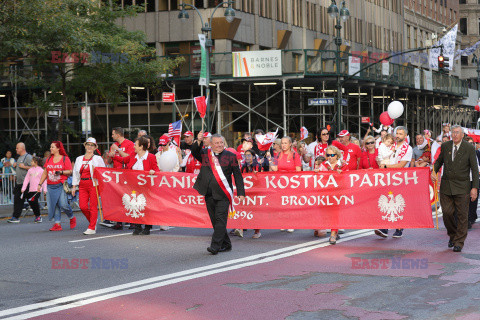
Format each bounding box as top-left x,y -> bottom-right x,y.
361,117 -> 370,124
162,92 -> 175,103
81,106 -> 91,134
308,98 -> 348,106
308,98 -> 334,106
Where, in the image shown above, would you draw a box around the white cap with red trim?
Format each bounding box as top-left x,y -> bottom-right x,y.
337,130 -> 350,137
204,132 -> 212,138
184,131 -> 193,137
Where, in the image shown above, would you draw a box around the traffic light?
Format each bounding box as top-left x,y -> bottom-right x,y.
438,55 -> 444,70
443,56 -> 450,73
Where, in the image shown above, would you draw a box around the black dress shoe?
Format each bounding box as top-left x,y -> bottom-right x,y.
207,247 -> 219,255
448,240 -> 454,248
132,228 -> 142,235
219,245 -> 232,252
453,246 -> 462,252
141,229 -> 150,235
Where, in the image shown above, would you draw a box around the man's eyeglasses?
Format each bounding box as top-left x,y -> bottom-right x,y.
321,133 -> 329,136
365,141 -> 375,145
326,153 -> 336,157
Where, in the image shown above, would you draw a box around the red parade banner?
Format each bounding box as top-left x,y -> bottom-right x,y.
95,168 -> 434,229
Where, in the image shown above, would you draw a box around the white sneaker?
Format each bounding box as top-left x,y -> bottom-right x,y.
160,226 -> 169,231
83,228 -> 96,235
252,232 -> 261,239
338,229 -> 345,234
287,229 -> 295,233
234,229 -> 244,237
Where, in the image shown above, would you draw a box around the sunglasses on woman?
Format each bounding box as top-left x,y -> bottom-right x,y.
365,141 -> 375,145
326,153 -> 336,157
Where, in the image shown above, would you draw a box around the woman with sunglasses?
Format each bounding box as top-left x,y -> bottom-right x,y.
318,146 -> 345,244
72,138 -> 106,235
360,135 -> 379,169
307,128 -> 330,158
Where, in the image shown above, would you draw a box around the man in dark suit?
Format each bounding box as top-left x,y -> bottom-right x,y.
433,125 -> 479,252
191,131 -> 245,255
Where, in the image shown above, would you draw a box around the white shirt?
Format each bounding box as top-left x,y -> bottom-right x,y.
132,151 -> 149,171
377,144 -> 395,161
392,142 -> 413,167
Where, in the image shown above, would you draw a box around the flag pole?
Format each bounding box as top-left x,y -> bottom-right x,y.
92,166 -> 104,222
434,178 -> 439,230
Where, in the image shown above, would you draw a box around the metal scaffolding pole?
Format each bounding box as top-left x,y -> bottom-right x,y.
266,89 -> 269,131
127,86 -> 131,132
283,79 -> 287,133
416,95 -> 420,134
217,82 -> 221,134
358,87 -> 361,138
106,101 -> 110,146
44,90 -> 48,137
147,87 -> 151,134
248,84 -> 251,133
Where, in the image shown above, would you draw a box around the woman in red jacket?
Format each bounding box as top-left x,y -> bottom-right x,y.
123,136 -> 159,235
360,135 -> 379,169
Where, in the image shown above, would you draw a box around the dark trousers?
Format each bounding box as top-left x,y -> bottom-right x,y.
26,191 -> 41,217
205,196 -> 231,251
468,187 -> 478,224
440,193 -> 470,248
134,224 -> 152,231
12,184 -> 25,219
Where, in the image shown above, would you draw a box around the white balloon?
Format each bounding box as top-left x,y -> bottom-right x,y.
158,150 -> 178,172
387,101 -> 404,119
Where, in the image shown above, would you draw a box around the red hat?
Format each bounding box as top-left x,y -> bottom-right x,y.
204,132 -> 212,138
337,130 -> 350,137
158,135 -> 170,146
184,131 -> 193,137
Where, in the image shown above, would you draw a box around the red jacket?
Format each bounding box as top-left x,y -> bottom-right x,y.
123,152 -> 159,171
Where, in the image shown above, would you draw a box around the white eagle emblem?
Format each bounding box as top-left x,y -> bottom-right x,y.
378,192 -> 406,222
122,191 -> 147,219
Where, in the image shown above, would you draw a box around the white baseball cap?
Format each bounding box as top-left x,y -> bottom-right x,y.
84,137 -> 98,148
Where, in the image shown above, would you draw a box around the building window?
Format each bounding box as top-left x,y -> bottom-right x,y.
460,18 -> 468,35
461,56 -> 468,66
276,0 -> 287,22
293,0 -> 303,27
414,27 -> 418,48
459,0 -> 466,4
259,0 -> 272,18
306,2 -> 317,31
407,25 -> 411,49
235,0 -> 254,13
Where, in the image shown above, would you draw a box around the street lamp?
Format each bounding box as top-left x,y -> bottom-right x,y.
178,1 -> 236,132
472,54 -> 480,92
328,0 -> 350,131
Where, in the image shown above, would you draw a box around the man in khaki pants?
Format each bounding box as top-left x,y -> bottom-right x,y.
432,125 -> 479,252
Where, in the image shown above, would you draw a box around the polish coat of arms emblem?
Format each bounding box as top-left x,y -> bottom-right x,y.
122,191 -> 147,219
378,191 -> 406,222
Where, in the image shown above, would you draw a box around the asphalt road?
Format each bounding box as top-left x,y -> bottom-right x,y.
1,211 -> 480,320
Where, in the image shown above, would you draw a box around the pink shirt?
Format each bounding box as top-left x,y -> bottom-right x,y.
22,166 -> 47,193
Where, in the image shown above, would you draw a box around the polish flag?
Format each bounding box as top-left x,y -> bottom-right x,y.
300,127 -> 308,140
194,96 -> 207,118
255,128 -> 278,151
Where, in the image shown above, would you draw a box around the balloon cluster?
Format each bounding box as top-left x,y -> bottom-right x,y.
379,101 -> 404,126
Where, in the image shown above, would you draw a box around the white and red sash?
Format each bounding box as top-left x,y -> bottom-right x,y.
207,149 -> 236,218
395,142 -> 409,162
314,143 -> 328,158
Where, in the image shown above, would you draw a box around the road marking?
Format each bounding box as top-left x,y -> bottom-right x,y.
68,228 -> 166,243
1,229 -> 373,319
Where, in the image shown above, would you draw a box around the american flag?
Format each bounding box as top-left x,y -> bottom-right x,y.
168,120 -> 182,146
168,120 -> 182,138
